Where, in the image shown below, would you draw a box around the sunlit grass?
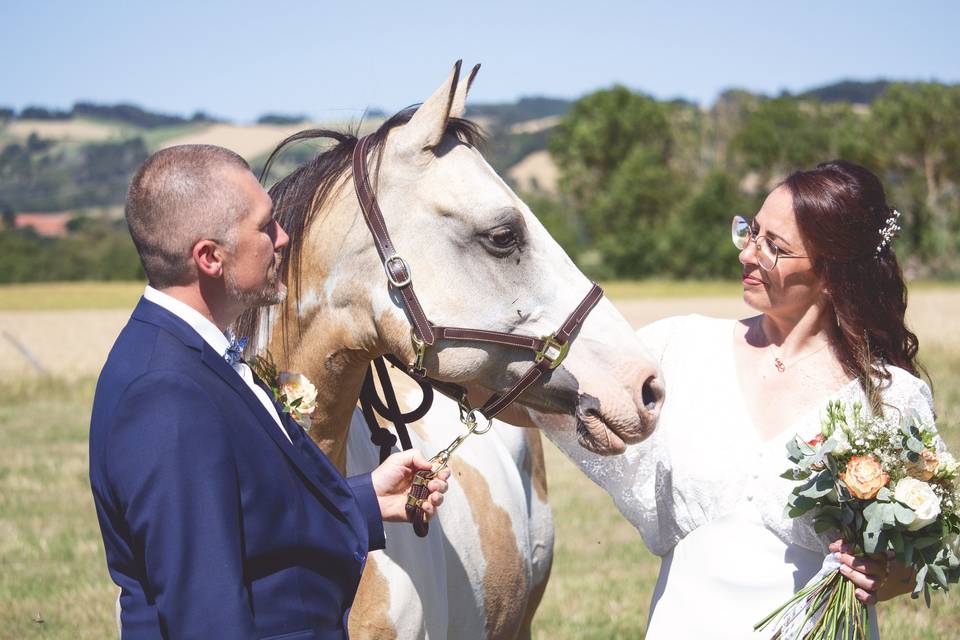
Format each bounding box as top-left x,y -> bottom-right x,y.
1,284 -> 958,638
0,282 -> 143,310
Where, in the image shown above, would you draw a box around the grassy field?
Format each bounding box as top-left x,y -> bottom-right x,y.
0,282 -> 144,311
1,282 -> 958,638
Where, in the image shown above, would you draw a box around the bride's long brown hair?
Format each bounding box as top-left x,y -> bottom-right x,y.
783,160 -> 927,413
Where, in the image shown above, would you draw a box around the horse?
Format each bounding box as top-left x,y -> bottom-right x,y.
240,61 -> 664,639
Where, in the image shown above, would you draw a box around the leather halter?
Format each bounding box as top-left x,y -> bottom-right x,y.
351,134 -> 603,535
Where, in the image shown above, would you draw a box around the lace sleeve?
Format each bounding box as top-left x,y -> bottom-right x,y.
635,315 -> 685,365
883,371 -> 942,451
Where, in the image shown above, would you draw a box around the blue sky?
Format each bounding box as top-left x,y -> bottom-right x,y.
2,1 -> 958,122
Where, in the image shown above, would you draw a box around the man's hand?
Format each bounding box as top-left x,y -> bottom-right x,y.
371,449 -> 451,523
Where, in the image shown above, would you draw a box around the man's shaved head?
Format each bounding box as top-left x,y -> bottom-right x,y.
126,144 -> 252,288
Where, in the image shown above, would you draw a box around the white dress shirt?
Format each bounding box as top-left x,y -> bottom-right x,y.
143,286 -> 292,444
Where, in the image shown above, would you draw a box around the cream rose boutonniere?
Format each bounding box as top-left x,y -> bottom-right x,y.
249,351 -> 317,430
278,372 -> 318,428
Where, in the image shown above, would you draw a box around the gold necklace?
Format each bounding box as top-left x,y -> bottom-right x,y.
768,341 -> 830,373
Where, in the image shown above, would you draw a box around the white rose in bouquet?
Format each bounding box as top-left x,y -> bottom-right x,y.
894,477 -> 941,531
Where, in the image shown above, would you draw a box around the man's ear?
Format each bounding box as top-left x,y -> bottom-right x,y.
193,239 -> 225,278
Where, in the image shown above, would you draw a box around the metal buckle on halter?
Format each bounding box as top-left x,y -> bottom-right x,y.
534,333 -> 570,369
384,255 -> 412,288
410,330 -> 427,376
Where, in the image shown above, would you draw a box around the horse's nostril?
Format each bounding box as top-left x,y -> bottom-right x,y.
641,376 -> 664,412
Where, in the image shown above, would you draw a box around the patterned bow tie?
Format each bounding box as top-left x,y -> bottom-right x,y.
224,331 -> 248,366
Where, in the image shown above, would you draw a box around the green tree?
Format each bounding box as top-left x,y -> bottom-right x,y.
550,86 -> 672,210
729,97 -> 833,189
549,86 -> 683,277
662,172 -> 752,279
870,83 -> 960,266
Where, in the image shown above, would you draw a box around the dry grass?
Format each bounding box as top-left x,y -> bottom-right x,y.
507,149 -> 560,195
2,119 -> 123,143
0,283 -> 958,638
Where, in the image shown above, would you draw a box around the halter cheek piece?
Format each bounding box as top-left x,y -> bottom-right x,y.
352,134 -> 603,536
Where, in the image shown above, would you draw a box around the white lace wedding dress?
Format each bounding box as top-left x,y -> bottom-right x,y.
545,315 -> 936,639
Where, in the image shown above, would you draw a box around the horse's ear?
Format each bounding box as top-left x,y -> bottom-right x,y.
392,60 -> 462,154
450,63 -> 480,119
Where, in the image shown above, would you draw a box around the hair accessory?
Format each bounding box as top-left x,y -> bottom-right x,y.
876,209 -> 901,255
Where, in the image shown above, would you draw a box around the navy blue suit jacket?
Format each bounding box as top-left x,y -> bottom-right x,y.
89,298 -> 385,639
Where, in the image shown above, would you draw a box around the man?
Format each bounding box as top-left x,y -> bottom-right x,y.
89,144 -> 448,639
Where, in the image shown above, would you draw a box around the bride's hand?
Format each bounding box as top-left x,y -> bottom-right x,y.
830,540 -> 916,604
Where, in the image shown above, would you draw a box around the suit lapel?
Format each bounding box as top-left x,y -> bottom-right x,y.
133,297 -> 364,533
200,346 -> 356,511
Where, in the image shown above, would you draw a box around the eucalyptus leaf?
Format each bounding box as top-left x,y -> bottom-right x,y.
864,523 -> 883,554
881,503 -> 897,528
893,503 -> 917,526
929,563 -> 948,588
786,439 -> 803,460
892,529 -> 904,554
875,487 -> 892,502
913,564 -> 928,597
907,437 -> 925,454
799,474 -> 834,499
780,468 -> 811,481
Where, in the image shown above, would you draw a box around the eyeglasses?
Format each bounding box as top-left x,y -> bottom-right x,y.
731,215 -> 808,271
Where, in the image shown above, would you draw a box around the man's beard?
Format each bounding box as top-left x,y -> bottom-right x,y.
225,257 -> 287,309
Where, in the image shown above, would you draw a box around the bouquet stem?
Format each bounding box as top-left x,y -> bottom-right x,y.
754,568 -> 870,639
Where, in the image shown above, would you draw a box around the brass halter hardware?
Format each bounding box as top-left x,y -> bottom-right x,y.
534,332 -> 570,370
410,329 -> 427,377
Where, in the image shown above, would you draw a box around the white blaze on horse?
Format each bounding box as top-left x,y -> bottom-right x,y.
241,62 -> 664,639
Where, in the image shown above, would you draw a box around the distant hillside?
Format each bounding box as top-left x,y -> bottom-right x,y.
798,80 -> 891,104
0,78 -> 942,215
6,102 -> 220,129
466,96 -> 572,129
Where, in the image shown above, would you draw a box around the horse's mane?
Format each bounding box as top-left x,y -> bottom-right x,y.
236,107 -> 484,354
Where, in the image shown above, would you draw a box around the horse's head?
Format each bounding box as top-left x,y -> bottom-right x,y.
256,62 -> 663,456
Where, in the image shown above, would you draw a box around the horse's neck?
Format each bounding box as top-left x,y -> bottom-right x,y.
274,322 -> 371,473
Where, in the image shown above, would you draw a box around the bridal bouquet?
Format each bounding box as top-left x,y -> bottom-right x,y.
755,400 -> 960,639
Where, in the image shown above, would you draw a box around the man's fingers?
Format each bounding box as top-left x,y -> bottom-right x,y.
421,501 -> 436,519
427,478 -> 448,494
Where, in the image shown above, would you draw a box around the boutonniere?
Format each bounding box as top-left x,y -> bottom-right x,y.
249,351 -> 317,430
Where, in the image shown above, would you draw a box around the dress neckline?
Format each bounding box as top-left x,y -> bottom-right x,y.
725,318 -> 859,445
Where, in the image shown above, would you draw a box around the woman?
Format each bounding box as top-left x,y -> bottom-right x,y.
552,160 -> 936,638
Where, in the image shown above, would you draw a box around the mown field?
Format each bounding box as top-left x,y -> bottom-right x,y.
1,281 -> 958,639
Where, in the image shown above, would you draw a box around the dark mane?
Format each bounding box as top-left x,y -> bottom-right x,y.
236,108 -> 484,353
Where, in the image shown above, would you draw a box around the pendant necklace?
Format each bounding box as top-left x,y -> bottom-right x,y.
768,341 -> 830,373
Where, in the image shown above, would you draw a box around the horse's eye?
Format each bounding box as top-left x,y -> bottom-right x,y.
489,227 -> 517,248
